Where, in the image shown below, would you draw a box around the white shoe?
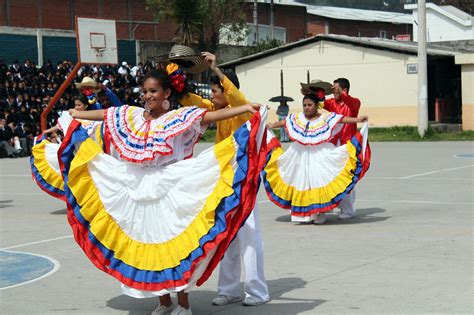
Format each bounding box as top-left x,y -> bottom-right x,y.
14,140 -> 21,151
242,296 -> 270,306
151,304 -> 173,315
313,213 -> 326,224
170,305 -> 192,315
338,213 -> 355,220
212,295 -> 243,306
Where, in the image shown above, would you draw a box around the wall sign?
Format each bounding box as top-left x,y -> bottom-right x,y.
407,63 -> 418,74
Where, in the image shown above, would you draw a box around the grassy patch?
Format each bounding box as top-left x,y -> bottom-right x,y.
201,128 -> 217,142
369,126 -> 474,141
201,126 -> 474,142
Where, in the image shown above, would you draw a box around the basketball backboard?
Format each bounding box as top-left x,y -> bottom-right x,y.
76,17 -> 118,65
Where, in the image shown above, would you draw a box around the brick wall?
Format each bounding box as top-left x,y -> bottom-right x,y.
307,21 -> 326,36
307,15 -> 413,39
0,0 -> 176,41
74,0 -> 100,19
41,0 -> 71,29
0,0 -> 6,25
243,3 -> 307,42
9,0 -> 42,28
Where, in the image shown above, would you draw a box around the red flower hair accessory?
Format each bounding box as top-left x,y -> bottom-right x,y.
166,63 -> 186,93
315,89 -> 325,101
314,88 -> 326,109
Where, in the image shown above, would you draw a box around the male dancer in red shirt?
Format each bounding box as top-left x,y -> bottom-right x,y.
325,78 -> 361,220
303,77 -> 361,222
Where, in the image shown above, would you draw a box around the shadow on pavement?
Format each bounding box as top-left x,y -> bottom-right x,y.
0,200 -> 14,209
50,208 -> 67,215
107,277 -> 324,315
275,207 -> 389,225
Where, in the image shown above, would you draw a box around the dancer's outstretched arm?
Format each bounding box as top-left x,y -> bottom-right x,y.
43,125 -> 60,134
267,120 -> 285,129
201,103 -> 261,125
69,109 -> 105,121
341,116 -> 368,124
70,105 -> 262,125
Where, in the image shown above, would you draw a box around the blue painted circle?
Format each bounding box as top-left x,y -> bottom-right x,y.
0,251 -> 56,288
455,153 -> 474,159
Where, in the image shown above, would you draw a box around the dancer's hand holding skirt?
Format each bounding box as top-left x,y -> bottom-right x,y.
30,112 -> 103,201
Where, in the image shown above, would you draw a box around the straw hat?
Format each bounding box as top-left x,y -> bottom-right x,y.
75,77 -> 101,93
300,79 -> 332,94
156,44 -> 208,74
269,96 -> 294,102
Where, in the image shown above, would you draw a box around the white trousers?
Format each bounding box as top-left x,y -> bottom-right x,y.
339,189 -> 356,215
217,205 -> 270,302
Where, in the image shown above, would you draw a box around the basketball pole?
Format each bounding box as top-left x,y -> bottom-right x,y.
40,62 -> 82,132
417,0 -> 428,137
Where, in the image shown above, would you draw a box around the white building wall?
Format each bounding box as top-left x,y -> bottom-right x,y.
235,40 -> 420,126
407,4 -> 474,42
455,53 -> 474,130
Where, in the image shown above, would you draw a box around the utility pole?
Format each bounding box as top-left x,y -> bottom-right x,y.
417,0 -> 428,137
280,69 -> 284,96
253,0 -> 259,45
270,0 -> 275,40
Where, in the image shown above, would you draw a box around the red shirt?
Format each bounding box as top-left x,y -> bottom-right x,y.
324,93 -> 361,145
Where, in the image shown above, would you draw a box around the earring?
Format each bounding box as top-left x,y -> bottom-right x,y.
144,104 -> 152,114
162,99 -> 170,110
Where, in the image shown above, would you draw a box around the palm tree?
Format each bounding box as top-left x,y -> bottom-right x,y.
147,0 -> 246,51
147,0 -> 204,45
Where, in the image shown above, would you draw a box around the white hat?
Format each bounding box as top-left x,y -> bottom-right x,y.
133,87 -> 140,93
75,77 -> 101,93
103,79 -> 110,86
122,61 -> 128,66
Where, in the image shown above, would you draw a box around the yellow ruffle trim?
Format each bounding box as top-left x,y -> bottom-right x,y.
264,142 -> 358,206
32,140 -> 64,191
67,135 -> 237,270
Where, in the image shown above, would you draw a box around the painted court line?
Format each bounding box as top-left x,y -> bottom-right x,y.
0,235 -> 73,251
357,199 -> 473,205
400,164 -> 474,179
2,199 -> 470,251
454,154 -> 474,159
366,176 -> 473,181
0,192 -> 44,196
0,250 -> 60,291
0,175 -> 31,177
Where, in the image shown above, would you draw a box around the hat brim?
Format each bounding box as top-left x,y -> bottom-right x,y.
300,81 -> 332,95
75,82 -> 101,93
269,96 -> 294,102
156,55 -> 209,74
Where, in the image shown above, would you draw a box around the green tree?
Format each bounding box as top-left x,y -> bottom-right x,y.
146,0 -> 247,52
199,0 -> 248,52
146,0 -> 204,46
242,38 -> 283,57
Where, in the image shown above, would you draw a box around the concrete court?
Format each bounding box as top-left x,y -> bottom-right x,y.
0,141 -> 472,315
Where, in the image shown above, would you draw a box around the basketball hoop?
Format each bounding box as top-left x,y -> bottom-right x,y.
94,48 -> 106,58
76,17 -> 118,65
41,17 -> 118,132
